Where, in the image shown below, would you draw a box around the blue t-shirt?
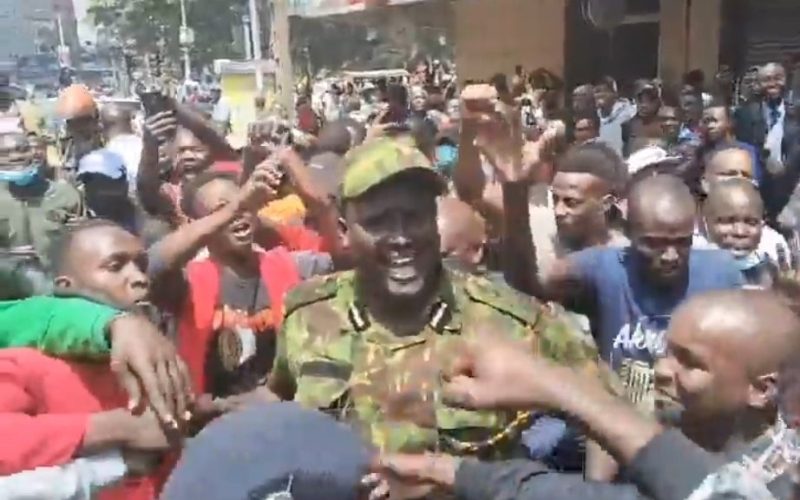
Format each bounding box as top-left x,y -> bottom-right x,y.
570,247 -> 743,404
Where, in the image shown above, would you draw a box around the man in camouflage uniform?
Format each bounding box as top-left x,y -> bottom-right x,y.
270,136 -> 611,460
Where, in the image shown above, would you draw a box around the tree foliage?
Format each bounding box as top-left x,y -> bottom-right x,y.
88,0 -> 247,70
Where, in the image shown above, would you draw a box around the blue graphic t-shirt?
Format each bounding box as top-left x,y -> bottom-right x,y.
570,247 -> 743,408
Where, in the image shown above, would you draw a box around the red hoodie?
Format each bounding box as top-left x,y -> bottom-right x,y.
0,348 -> 164,500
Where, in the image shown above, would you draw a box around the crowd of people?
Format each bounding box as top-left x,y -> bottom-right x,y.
2,50 -> 800,500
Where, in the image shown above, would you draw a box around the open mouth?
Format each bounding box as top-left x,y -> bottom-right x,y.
728,247 -> 753,257
230,219 -> 253,242
386,254 -> 419,283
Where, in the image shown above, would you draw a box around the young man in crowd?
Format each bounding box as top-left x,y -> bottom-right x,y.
622,81 -> 663,157
703,179 -> 777,287
656,100 -> 682,152
594,76 -> 636,156
572,112 -> 601,146
136,99 -> 237,227
367,289 -> 800,499
0,131 -> 82,270
143,159 -> 332,411
0,295 -> 192,499
677,86 -> 704,145
698,145 -> 790,266
506,173 -> 742,412
549,142 -> 628,256
700,103 -> 762,185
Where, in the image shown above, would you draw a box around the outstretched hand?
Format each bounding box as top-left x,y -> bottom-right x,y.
440,329 -> 570,412
108,314 -> 193,428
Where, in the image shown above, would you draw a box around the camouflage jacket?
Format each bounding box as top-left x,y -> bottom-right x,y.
689,417 -> 800,500
273,268 -> 613,458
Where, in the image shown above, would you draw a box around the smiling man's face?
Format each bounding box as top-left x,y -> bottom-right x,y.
345,175 -> 441,301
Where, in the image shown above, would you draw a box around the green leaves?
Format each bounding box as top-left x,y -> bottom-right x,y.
88,0 -> 246,69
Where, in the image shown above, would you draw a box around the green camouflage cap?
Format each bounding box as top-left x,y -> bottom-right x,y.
341,136 -> 445,200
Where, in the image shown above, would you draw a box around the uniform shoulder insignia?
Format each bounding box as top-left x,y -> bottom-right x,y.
283,272 -> 341,318
462,273 -> 541,326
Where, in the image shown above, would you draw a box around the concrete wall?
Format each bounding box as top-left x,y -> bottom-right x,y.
658,0 -> 722,87
453,0 -> 566,81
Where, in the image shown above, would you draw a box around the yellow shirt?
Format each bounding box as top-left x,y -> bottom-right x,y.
258,194 -> 307,225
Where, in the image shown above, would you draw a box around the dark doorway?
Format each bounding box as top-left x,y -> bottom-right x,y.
564,0 -> 660,96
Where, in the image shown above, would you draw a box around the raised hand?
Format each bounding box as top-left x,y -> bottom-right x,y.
143,111 -> 178,144
238,158 -> 283,211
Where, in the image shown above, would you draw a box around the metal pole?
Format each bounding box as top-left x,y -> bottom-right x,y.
249,0 -> 264,92
243,20 -> 253,59
270,0 -> 293,120
179,0 -> 191,80
56,14 -> 66,47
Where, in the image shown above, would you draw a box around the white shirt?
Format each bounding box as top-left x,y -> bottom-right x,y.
105,134 -> 143,183
763,100 -> 786,165
694,222 -> 790,265
598,100 -> 637,157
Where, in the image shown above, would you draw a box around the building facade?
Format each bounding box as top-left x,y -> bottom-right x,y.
0,0 -> 79,63
290,0 -> 800,93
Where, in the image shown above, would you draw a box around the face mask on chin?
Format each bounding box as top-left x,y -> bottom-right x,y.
0,164 -> 40,187
732,250 -> 764,272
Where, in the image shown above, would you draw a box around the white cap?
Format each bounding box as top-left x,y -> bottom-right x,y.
627,146 -> 677,175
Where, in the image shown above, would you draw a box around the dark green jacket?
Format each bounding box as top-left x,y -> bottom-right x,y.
0,178 -> 82,269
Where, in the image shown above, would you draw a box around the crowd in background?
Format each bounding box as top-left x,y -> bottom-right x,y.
2,49 -> 800,500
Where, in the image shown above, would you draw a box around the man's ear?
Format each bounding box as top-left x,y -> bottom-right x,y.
749,372 -> 779,410
53,275 -> 74,290
601,194 -> 617,214
700,176 -> 710,195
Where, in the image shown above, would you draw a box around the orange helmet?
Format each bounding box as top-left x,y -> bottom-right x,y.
57,84 -> 98,120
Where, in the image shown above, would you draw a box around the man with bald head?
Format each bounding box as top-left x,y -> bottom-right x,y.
533,174 -> 742,411
702,146 -> 756,192
100,103 -> 142,196
437,196 -> 487,274
374,289 -> 800,499
656,289 -> 800,497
